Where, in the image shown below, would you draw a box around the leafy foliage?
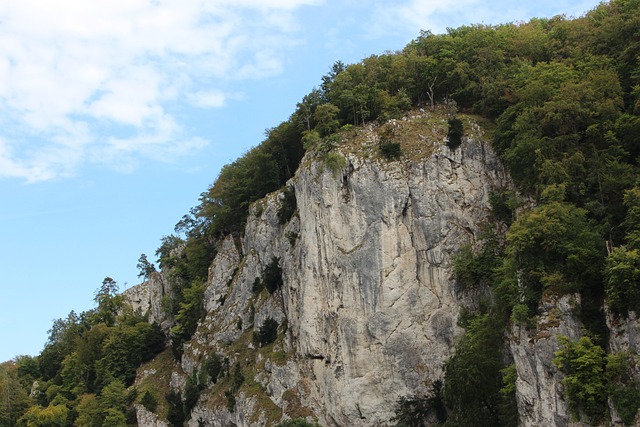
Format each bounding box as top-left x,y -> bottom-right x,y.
606,352 -> 640,425
254,318 -> 279,347
553,336 -> 607,421
605,247 -> 640,316
443,313 -> 516,427
392,380 -> 447,426
139,390 -> 158,413
379,142 -> 402,160
166,390 -> 185,426
452,228 -> 503,292
277,186 -> 297,225
323,151 -> 347,176
136,253 -> 156,281
0,362 -> 30,426
505,201 -> 604,316
446,117 -> 464,149
170,279 -> 205,357
204,353 -> 224,384
263,257 -> 283,294
5,277 -> 166,427
606,186 -> 640,316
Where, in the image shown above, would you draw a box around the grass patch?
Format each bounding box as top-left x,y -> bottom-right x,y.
282,388 -> 314,420
269,351 -> 289,367
134,348 -> 177,419
329,107 -> 495,164
244,379 -> 283,424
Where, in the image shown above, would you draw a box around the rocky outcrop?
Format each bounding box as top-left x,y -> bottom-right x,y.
509,294 -> 585,427
135,405 -> 169,427
136,118 -> 510,426
123,271 -> 172,328
121,112 -> 640,427
278,137 -> 507,425
128,114 -> 528,426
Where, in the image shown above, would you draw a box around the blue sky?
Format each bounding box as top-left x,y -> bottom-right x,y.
0,0 -> 603,362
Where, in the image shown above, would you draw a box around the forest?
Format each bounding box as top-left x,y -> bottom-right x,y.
1,0 -> 640,425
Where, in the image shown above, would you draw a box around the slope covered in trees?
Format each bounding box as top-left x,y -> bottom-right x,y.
3,0 -> 640,425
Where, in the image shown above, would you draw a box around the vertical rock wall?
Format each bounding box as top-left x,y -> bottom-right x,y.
132,129 -> 517,426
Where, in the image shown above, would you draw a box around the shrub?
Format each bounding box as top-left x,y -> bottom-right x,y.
452,230 -> 503,292
278,186 -> 297,225
443,313 -> 516,426
379,142 -> 402,160
254,318 -> 279,346
139,390 -> 157,413
166,390 -> 185,426
488,190 -> 516,225
231,363 -> 244,392
324,152 -> 346,176
204,353 -> 223,384
553,335 -> 607,421
252,277 -> 264,295
606,352 -> 640,425
605,247 -> 640,317
447,117 -> 463,149
263,257 -> 283,294
184,370 -> 203,414
225,390 -> 236,413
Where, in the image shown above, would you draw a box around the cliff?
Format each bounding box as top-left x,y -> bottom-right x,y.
125,110 -> 639,426
127,111 -> 496,425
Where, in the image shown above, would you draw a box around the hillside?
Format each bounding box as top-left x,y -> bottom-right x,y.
2,0 -> 640,426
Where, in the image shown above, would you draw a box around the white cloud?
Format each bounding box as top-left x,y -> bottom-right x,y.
367,0 -> 600,37
188,90 -> 228,108
0,0 -> 319,182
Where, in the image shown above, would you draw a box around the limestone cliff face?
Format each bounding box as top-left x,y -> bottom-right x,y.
509,294 -> 585,427
123,113 -> 640,426
125,124 -> 596,427
123,271 -> 172,329
279,139 -> 507,425
130,116 -> 517,426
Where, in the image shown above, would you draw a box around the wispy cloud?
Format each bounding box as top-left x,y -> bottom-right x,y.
367,0 -> 598,37
0,0 -> 319,182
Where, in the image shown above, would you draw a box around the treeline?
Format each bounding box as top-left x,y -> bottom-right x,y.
0,278 -> 165,426
407,1 -> 640,426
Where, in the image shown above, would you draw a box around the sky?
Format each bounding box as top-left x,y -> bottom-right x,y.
0,0 -> 605,362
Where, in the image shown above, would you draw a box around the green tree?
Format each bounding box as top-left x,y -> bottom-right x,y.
38,311 -> 88,381
19,403 -> 69,427
263,257 -> 283,294
606,351 -> 640,425
92,277 -> 123,327
103,408 -> 127,427
99,380 -> 127,418
100,321 -> 164,386
505,201 -> 604,315
313,104 -> 341,137
605,247 -> 640,316
0,362 -> 30,426
553,336 -> 607,422
170,279 -> 205,357
74,394 -> 101,427
443,313 -> 515,427
137,253 -> 156,281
